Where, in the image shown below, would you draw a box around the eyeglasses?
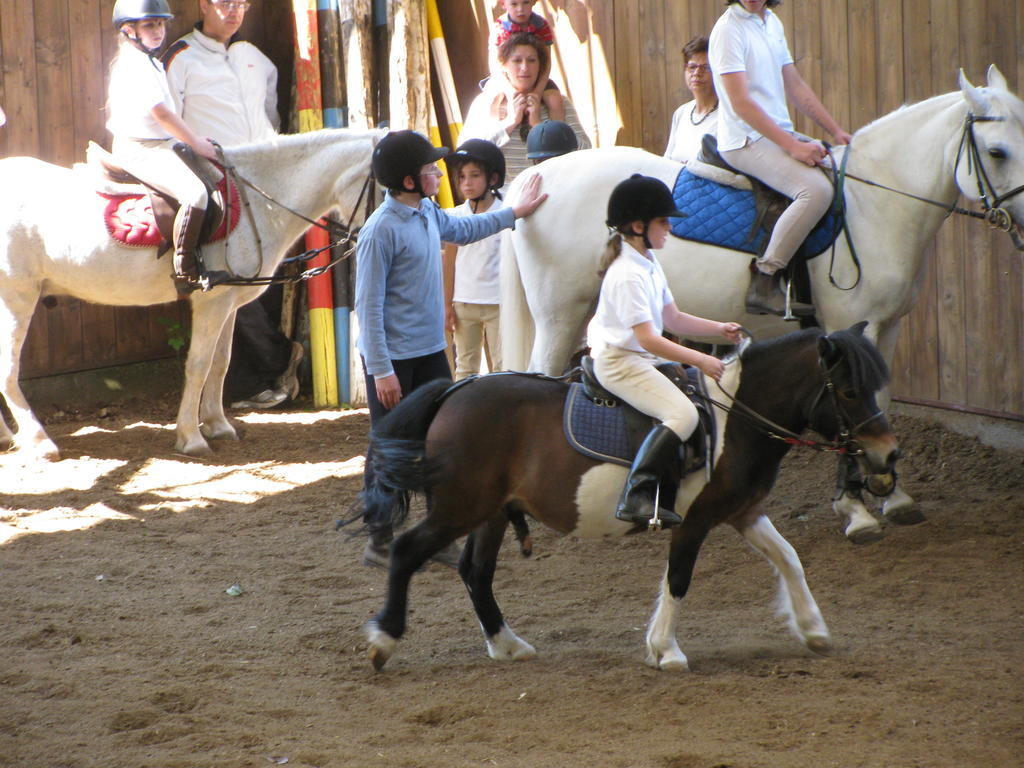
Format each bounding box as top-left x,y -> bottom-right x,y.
686,63 -> 710,74
419,166 -> 444,179
211,1 -> 251,10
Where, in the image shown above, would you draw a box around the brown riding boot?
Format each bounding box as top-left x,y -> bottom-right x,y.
745,261 -> 813,317
172,205 -> 206,290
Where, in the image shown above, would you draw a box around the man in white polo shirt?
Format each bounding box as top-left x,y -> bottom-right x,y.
163,0 -> 302,409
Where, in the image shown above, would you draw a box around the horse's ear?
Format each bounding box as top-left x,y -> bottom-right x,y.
986,64 -> 1009,92
850,320 -> 869,336
959,69 -> 990,113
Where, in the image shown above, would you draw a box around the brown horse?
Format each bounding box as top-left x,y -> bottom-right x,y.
362,323 -> 899,671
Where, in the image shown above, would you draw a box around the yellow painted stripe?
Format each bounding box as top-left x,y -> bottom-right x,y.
428,122 -> 455,209
309,307 -> 339,406
298,108 -> 324,133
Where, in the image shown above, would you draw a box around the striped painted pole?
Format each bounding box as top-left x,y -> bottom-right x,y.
294,0 -> 338,406
426,0 -> 463,139
293,0 -> 324,132
305,222 -> 338,407
317,0 -> 353,404
429,105 -> 455,209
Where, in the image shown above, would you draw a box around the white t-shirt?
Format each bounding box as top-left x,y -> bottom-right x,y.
450,197 -> 505,304
663,100 -> 719,164
162,26 -> 279,146
709,3 -> 794,151
587,242 -> 674,354
106,44 -> 174,141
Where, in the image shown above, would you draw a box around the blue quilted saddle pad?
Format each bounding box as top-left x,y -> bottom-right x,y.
562,367 -> 711,468
670,167 -> 839,259
563,383 -> 635,467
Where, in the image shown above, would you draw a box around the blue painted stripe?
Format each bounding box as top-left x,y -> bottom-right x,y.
323,107 -> 346,128
317,0 -> 338,11
333,306 -> 351,405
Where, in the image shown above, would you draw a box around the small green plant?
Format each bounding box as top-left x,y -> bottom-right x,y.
156,316 -> 189,355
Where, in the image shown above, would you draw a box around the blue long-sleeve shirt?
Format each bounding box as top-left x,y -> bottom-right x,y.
355,193 -> 517,378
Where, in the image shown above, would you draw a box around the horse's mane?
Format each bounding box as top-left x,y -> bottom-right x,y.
223,127 -> 383,163
742,327 -> 889,393
854,91 -> 962,141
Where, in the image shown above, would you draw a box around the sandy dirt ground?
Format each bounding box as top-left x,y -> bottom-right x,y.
1,395 -> 1022,768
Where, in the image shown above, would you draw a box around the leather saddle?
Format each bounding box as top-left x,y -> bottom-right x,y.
87,141 -> 231,257
574,355 -> 715,478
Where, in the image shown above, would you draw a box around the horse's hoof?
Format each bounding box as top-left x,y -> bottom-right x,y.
485,626 -> 536,661
882,491 -> 925,526
366,623 -> 396,671
846,521 -> 885,545
201,424 -> 239,442
369,645 -> 389,671
175,438 -> 213,457
804,634 -> 834,656
10,438 -> 61,462
644,648 -> 690,672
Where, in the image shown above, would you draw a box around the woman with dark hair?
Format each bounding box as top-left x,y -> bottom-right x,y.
664,35 -> 719,164
710,0 -> 852,316
459,33 -> 590,186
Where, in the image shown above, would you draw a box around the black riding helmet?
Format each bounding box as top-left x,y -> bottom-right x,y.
372,130 -> 450,195
112,0 -> 172,28
526,120 -> 579,161
606,174 -> 686,248
447,139 -> 506,201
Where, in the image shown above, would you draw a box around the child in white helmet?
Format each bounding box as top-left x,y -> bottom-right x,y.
106,0 -> 219,291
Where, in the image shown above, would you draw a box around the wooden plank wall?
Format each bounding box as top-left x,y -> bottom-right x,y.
0,0 -> 292,380
439,0 -> 1023,419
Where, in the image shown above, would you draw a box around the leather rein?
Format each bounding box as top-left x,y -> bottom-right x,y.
696,349 -> 883,457
208,142 -> 376,287
824,111 -> 1023,291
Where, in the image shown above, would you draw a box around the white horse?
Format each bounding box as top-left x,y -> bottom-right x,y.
0,128 -> 382,459
500,66 -> 1024,543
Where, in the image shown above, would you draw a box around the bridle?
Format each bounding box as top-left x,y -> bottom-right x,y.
205,143 -> 377,287
955,113 -> 1024,233
699,349 -> 884,457
825,110 -> 1024,290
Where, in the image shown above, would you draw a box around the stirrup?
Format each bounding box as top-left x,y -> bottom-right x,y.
781,277 -> 815,321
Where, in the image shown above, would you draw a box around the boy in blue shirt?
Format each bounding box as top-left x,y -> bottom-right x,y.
356,130 -> 546,567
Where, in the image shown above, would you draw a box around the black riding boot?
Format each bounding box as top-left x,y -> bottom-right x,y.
172,204 -> 206,292
744,261 -> 813,317
615,424 -> 684,527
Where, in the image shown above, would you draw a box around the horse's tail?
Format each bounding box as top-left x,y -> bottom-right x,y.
362,378 -> 453,532
499,227 -> 535,371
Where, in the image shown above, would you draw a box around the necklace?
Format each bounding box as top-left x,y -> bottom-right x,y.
690,103 -> 718,126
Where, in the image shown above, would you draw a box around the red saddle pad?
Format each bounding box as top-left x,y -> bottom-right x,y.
100,177 -> 241,248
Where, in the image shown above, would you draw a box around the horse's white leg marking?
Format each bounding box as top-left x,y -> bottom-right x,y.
881,485 -> 922,524
741,515 -> 832,654
834,491 -> 884,544
198,305 -> 239,442
0,285 -> 60,459
484,624 -> 537,661
868,317 -> 921,525
644,571 -> 690,671
365,620 -> 398,671
175,298 -> 236,455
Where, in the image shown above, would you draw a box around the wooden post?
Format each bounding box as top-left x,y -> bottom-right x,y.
340,0 -> 374,129
388,0 -> 429,132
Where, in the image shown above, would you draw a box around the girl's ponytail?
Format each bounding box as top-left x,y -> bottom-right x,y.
597,232 -> 623,277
